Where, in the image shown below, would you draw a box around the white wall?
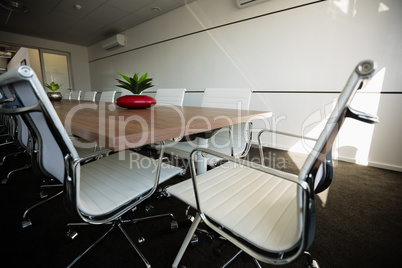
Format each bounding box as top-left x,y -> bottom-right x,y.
8,48 -> 43,84
86,0 -> 401,172
0,31 -> 91,92
8,47 -> 30,70
28,49 -> 43,85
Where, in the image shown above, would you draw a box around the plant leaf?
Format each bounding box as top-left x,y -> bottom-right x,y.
45,81 -> 60,92
138,73 -> 148,83
116,72 -> 153,94
118,73 -> 131,84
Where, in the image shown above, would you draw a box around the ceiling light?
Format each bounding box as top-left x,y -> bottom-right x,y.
0,0 -> 27,12
0,1 -> 28,25
74,4 -> 82,10
151,7 -> 161,12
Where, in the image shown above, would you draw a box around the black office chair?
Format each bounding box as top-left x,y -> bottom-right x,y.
0,66 -> 183,267
0,81 -> 64,228
0,86 -> 33,184
168,60 -> 379,267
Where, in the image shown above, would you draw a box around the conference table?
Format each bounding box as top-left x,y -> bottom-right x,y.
53,100 -> 272,171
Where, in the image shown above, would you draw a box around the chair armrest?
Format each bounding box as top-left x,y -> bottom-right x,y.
190,147 -> 305,188
0,94 -> 16,104
77,148 -> 112,164
232,121 -> 253,158
0,102 -> 41,114
257,129 -> 317,166
346,106 -> 379,124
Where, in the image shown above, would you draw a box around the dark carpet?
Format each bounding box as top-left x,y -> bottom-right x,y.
1,142 -> 401,268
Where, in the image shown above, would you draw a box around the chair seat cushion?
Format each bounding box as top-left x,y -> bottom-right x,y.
78,150 -> 183,216
168,162 -> 302,252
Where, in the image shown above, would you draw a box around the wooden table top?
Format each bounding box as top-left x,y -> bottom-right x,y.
53,100 -> 272,151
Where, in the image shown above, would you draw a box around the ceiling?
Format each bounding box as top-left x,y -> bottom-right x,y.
0,0 -> 196,47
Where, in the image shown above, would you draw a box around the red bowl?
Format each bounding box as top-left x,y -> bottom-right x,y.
115,95 -> 156,109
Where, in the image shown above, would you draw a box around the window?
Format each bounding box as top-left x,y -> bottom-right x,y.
40,50 -> 73,93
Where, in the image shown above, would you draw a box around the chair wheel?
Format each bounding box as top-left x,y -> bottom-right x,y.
21,219 -> 32,228
138,237 -> 145,245
305,251 -> 319,268
190,234 -> 199,247
308,259 -> 319,268
170,220 -> 178,231
65,229 -> 78,241
144,204 -> 154,212
156,187 -> 172,199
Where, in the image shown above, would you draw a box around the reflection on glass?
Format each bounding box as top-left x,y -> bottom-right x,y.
42,53 -> 70,92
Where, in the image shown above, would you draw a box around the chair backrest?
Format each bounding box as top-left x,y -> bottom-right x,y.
295,60 -> 378,251
299,60 -> 378,195
0,66 -> 81,220
183,60 -> 379,265
201,88 -> 252,110
99,90 -> 116,102
0,66 -> 79,185
62,91 -> 71,100
81,91 -> 97,101
70,91 -> 82,100
155,88 -> 186,106
0,85 -> 30,149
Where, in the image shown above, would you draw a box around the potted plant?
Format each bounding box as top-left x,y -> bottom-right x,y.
45,81 -> 62,101
115,72 -> 156,109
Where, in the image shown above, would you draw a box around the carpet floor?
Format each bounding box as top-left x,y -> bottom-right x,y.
1,143 -> 401,268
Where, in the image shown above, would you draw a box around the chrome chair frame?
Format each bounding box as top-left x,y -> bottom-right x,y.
163,88 -> 254,168
0,66 -> 182,267
81,91 -> 97,101
70,90 -> 81,100
98,90 -> 116,102
169,60 -> 379,267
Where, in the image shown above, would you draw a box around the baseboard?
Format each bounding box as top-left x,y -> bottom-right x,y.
254,142 -> 402,173
336,156 -> 402,173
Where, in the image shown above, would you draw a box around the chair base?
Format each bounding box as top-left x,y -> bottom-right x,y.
0,149 -> 24,166
65,212 -> 178,267
2,164 -> 31,184
21,190 -> 63,228
172,213 -> 320,268
219,250 -> 319,268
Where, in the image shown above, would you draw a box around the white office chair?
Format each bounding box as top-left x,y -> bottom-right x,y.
163,88 -> 253,167
0,86 -> 32,185
75,90 -> 115,155
141,88 -> 186,170
81,91 -> 97,101
62,91 -> 71,100
0,66 -> 184,267
99,90 -> 116,102
168,60 -> 379,267
155,88 -> 186,106
0,85 -> 64,229
71,90 -> 105,155
70,91 -> 82,100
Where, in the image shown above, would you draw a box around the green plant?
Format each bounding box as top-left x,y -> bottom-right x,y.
45,82 -> 61,92
116,72 -> 154,94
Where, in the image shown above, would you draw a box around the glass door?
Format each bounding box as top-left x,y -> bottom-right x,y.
40,50 -> 73,95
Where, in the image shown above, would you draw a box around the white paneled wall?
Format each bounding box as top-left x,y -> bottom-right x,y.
88,0 -> 402,171
0,31 -> 91,92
